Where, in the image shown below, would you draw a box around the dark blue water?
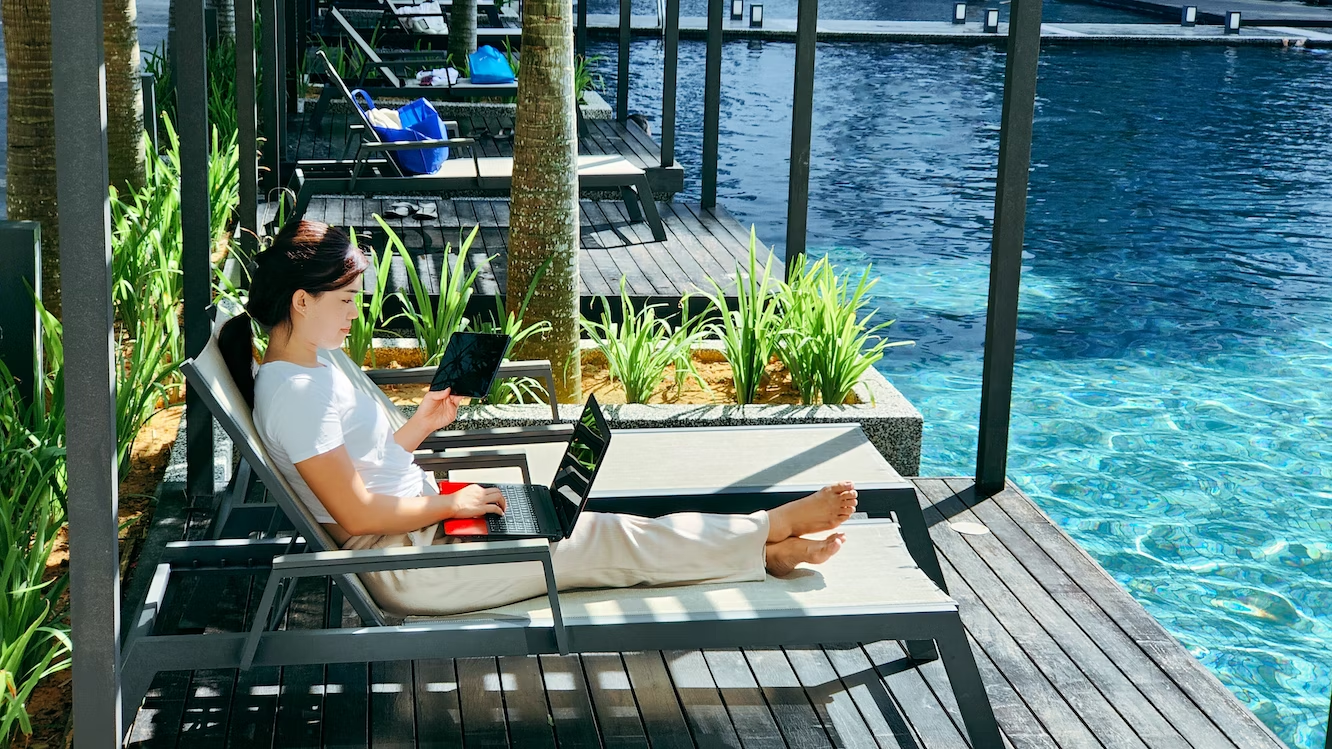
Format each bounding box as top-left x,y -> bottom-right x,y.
594,39 -> 1332,748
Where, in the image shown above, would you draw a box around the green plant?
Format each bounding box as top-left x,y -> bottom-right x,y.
0,335 -> 70,744
776,255 -> 911,405
468,255 -> 556,404
378,217 -> 488,365
581,280 -> 712,404
499,43 -> 602,103
702,227 -> 785,405
346,232 -> 398,368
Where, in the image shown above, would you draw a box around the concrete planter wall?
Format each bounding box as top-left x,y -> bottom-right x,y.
448,342 -> 924,475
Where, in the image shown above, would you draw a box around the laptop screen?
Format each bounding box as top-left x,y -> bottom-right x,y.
550,396 -> 611,534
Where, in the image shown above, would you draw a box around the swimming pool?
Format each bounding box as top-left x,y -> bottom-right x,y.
597,39 -> 1332,748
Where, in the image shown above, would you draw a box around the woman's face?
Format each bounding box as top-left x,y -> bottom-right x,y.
292,277 -> 362,350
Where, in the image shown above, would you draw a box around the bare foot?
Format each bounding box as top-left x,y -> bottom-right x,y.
766,481 -> 858,542
765,534 -> 846,576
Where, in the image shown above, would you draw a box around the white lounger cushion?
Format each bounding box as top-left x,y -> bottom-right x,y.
430,154 -> 644,181
414,520 -> 955,626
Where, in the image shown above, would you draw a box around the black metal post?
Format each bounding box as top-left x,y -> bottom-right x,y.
974,0 -> 1043,495
577,0 -> 588,58
660,0 -> 679,169
206,6 -> 219,45
260,0 -> 281,194
236,0 -> 260,259
701,0 -> 723,208
141,73 -> 159,155
616,0 -> 631,122
0,222 -> 43,408
179,0 -> 216,501
51,0 -> 122,738
784,0 -> 817,278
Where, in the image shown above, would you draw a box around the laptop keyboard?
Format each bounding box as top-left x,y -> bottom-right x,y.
487,485 -> 542,535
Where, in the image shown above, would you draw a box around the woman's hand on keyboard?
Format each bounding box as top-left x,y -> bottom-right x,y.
447,484 -> 507,518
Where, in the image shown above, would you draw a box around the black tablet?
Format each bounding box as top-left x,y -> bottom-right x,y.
429,332 -> 512,398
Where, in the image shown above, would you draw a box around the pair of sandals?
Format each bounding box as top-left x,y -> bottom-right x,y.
386,201 -> 439,221
475,125 -> 514,142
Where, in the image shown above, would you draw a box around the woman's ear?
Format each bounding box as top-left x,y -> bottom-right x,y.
291,289 -> 310,317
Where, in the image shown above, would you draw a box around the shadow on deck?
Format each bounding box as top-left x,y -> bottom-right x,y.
123,477 -> 1284,748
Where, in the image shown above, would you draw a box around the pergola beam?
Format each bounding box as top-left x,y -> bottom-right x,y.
179,0 -> 216,503
50,0 -> 122,740
784,0 -> 817,277
975,0 -> 1044,494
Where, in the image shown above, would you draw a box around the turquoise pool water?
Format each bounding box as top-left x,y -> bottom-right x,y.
599,40 -> 1332,747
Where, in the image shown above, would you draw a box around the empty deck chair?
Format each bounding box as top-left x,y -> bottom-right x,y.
311,7 -> 519,131
375,0 -> 519,43
291,50 -> 667,240
120,327 -> 1005,749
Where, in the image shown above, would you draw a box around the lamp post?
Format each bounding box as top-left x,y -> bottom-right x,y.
1180,5 -> 1197,26
953,2 -> 967,23
731,0 -> 743,19
750,3 -> 763,26
1224,10 -> 1241,32
983,7 -> 999,32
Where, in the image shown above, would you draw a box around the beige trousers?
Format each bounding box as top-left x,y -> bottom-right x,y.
344,511 -> 770,617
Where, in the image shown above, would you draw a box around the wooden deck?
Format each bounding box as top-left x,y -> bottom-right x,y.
123,478 -> 1286,748
285,109 -> 684,196
260,197 -> 759,317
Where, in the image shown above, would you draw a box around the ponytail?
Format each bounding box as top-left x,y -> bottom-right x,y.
213,220 -> 367,411
219,312 -> 259,409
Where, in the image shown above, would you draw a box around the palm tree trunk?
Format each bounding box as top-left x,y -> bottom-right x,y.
2,0 -> 61,316
449,0 -> 478,69
105,0 -> 147,192
507,0 -> 580,403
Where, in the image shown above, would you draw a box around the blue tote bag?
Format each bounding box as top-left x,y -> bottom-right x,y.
468,45 -> 515,84
352,90 -> 449,175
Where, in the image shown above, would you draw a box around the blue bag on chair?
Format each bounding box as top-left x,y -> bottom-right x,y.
468,45 -> 515,84
351,90 -> 449,175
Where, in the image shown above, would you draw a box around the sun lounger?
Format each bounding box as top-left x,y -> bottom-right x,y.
119,324 -> 1004,748
290,50 -> 667,241
311,7 -> 519,132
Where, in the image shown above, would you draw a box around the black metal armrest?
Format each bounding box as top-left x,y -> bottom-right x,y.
162,537 -> 303,568
361,137 -> 477,152
420,424 -> 575,451
414,448 -> 531,483
242,538 -> 565,667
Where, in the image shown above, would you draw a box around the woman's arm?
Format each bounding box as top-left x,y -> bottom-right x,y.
394,387 -> 463,453
295,445 -> 505,536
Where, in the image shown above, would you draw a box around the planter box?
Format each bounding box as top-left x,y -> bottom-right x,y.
445,343 -> 923,475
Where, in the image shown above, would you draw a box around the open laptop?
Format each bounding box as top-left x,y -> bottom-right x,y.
447,395 -> 611,541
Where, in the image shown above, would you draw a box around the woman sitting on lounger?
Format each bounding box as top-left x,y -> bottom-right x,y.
218,220 -> 858,617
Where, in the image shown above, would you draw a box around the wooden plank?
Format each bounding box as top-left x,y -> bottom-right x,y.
597,200 -> 680,296
975,481 -> 1285,749
662,649 -> 744,748
914,481 -> 1153,749
652,204 -> 718,297
275,577 -> 328,749
580,248 -> 617,297
782,647 -> 880,749
622,652 -> 695,749
224,666 -> 282,748
701,649 -> 787,749
580,199 -> 631,251
582,653 -> 651,747
413,658 -> 464,749
913,491 -> 1109,748
498,656 -> 557,748
124,671 -> 191,748
819,644 -> 923,748
665,203 -> 740,296
456,657 -> 509,747
681,202 -> 758,289
322,662 -> 370,749
932,479 -> 1210,749
539,655 -> 603,749
176,669 -> 239,748
369,660 -> 417,748
343,197 -> 366,230
740,649 -> 833,749
323,197 -> 346,232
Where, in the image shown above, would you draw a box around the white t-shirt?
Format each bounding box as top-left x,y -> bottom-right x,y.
252,350 -> 432,525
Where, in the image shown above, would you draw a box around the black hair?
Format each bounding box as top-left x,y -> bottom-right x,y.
218,220 -> 367,409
